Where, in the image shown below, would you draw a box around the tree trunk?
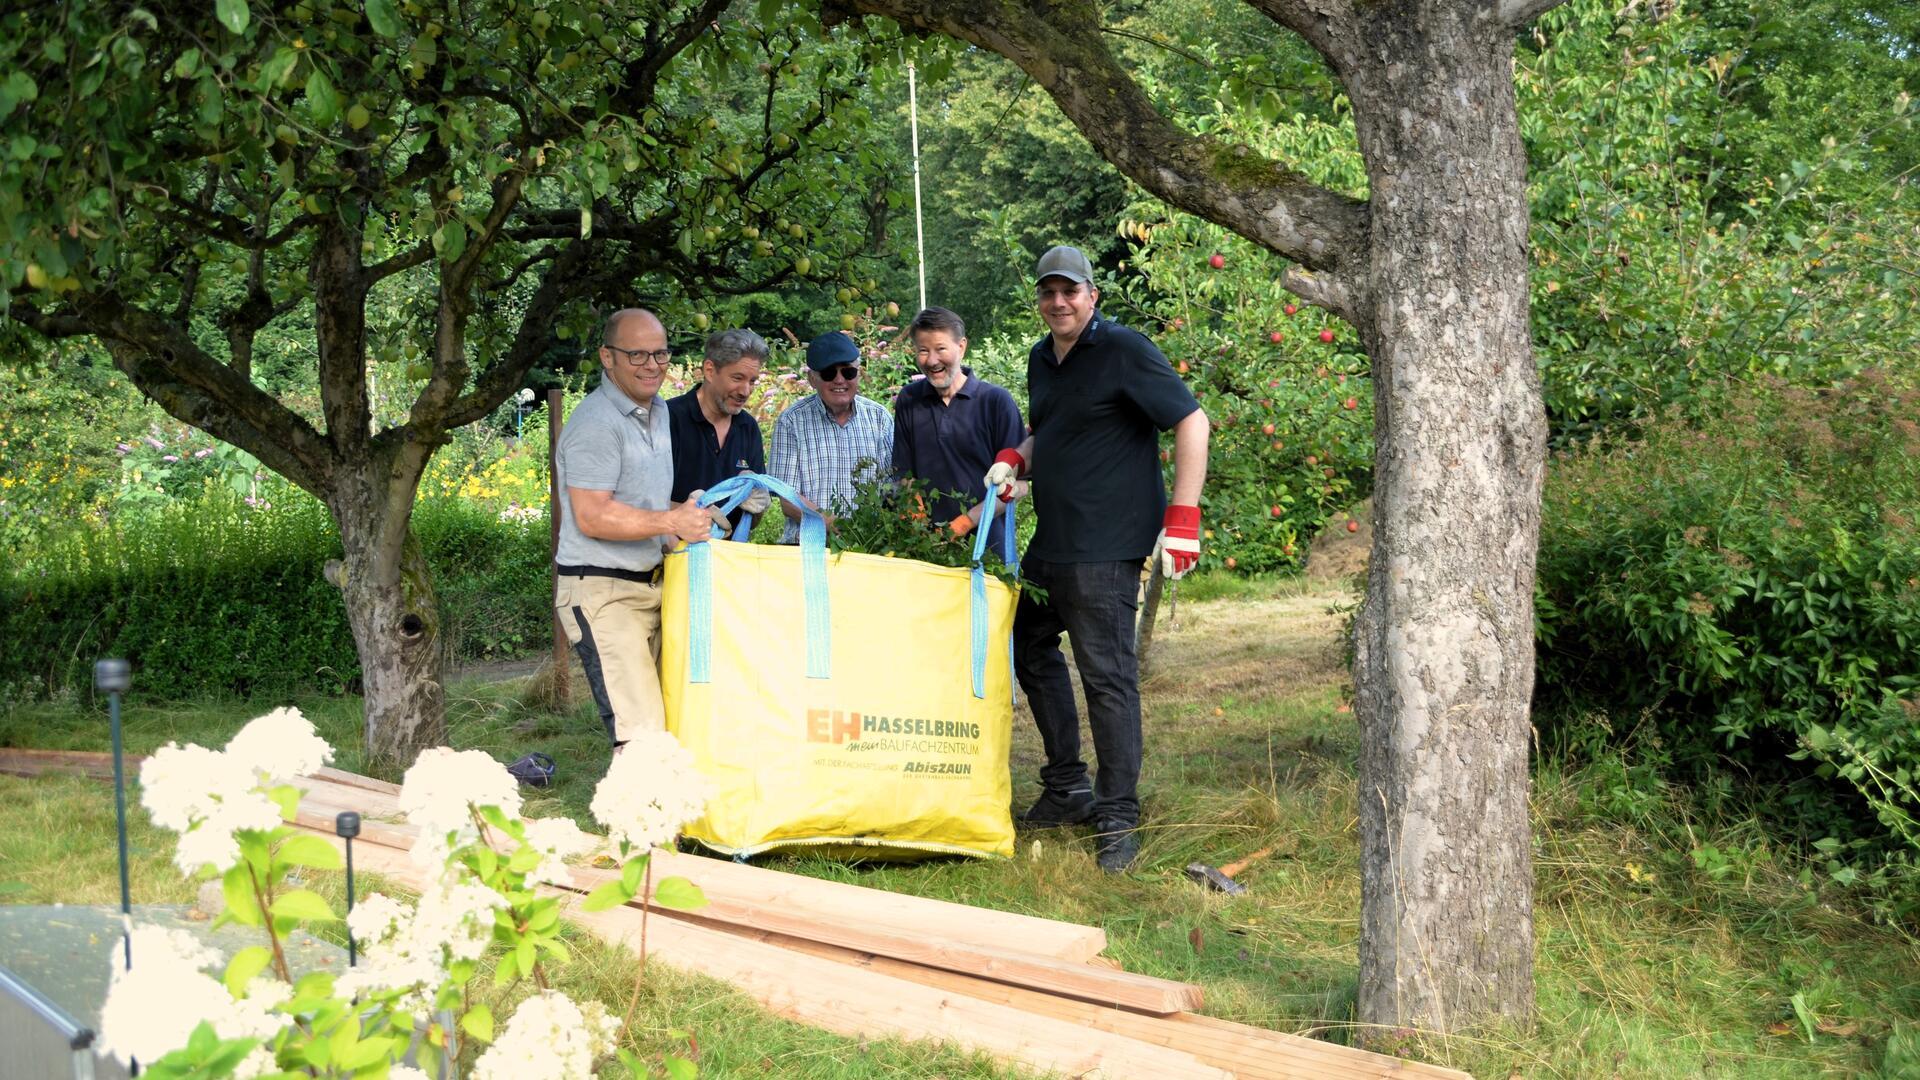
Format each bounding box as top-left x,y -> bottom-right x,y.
1344,14 -> 1548,1033
328,460 -> 447,768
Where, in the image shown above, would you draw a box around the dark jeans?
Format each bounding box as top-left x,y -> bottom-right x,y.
1013,558 -> 1144,825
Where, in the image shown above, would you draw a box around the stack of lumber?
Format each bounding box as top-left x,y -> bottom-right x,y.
288,768 -> 1470,1080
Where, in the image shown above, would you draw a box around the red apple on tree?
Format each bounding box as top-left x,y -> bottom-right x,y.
1319,328 -> 1335,344
1284,303 -> 1298,316
1269,331 -> 1284,344
1208,252 -> 1225,269
1263,422 -> 1276,436
1344,397 -> 1358,410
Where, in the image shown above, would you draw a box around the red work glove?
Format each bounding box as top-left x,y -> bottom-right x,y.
983,448 -> 1025,504
1154,505 -> 1201,579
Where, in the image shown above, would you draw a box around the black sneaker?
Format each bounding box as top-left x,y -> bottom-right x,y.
1093,818 -> 1140,874
1018,785 -> 1096,828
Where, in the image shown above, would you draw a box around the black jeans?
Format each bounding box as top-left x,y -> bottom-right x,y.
1013,558 -> 1144,825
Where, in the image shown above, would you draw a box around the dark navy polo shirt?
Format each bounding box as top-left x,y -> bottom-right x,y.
666,386 -> 766,532
1025,313 -> 1200,563
891,369 -> 1026,553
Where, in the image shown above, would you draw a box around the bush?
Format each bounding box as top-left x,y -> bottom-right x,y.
1,486 -> 554,701
1535,371 -> 1920,878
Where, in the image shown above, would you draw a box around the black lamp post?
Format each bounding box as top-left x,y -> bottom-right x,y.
335,811 -> 361,966
93,658 -> 133,969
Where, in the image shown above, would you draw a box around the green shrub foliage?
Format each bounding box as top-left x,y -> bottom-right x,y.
0,488 -> 550,701
1535,371 -> 1920,859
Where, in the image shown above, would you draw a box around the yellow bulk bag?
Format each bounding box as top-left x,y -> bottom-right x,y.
659,474 -> 1017,860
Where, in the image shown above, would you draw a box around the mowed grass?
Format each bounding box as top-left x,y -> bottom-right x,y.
3,572 -> 1919,1077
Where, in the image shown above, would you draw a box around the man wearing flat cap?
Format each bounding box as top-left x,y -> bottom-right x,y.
768,330 -> 895,541
983,244 -> 1211,873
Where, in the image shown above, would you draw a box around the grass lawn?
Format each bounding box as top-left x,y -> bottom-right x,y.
4,571 -> 1919,1077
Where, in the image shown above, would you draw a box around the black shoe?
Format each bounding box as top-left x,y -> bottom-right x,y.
1093,818 -> 1140,873
1018,785 -> 1096,828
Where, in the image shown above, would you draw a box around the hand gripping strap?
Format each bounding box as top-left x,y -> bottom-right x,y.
687,473 -> 831,683
968,495 -> 1018,699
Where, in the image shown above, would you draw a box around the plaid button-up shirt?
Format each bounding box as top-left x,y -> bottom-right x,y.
768,393 -> 894,543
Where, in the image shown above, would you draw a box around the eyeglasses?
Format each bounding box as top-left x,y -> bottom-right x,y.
816,364 -> 861,382
606,345 -> 673,368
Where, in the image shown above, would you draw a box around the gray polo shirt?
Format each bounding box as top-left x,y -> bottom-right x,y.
554,379 -> 675,572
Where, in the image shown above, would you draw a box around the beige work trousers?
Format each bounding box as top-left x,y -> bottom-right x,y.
554,573 -> 664,743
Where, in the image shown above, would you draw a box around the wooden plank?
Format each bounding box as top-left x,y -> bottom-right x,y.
310,766 -> 401,796
316,832 -> 1231,1080
290,786 -> 1192,1015
564,861 -> 1201,1015
729,925 -> 1470,1080
292,772 -> 1110,963
0,746 -> 143,780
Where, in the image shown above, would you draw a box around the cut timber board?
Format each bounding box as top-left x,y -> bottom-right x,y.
314,831 -> 1230,1080
760,929 -> 1469,1079
289,786 -> 1192,1015
291,772 -> 1109,963
0,746 -> 144,780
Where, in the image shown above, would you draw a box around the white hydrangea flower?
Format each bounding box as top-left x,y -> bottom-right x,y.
471,990 -> 619,1080
140,742 -> 287,875
96,924 -> 288,1074
590,731 -> 713,851
224,707 -> 333,784
520,817 -> 600,886
398,748 -> 522,864
336,874 -> 506,1013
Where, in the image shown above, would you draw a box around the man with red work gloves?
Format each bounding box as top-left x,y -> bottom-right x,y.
985,244 -> 1210,873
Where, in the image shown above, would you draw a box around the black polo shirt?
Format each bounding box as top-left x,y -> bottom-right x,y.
1025,313 -> 1200,563
666,386 -> 766,532
891,369 -> 1026,553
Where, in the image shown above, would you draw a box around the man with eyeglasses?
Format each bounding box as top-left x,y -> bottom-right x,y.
983,245 -> 1211,873
667,328 -> 772,535
768,331 -> 894,542
554,308 -> 720,750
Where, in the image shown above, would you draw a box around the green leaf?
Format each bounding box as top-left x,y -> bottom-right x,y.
581,877 -> 634,912
215,0 -> 251,35
224,945 -> 273,997
365,0 -> 401,37
305,67 -> 339,127
460,1003 -> 494,1043
267,785 -> 301,821
172,49 -> 202,79
275,832 -> 343,871
515,936 -> 536,975
663,1054 -> 698,1080
433,220 -> 466,263
1791,991 -> 1818,1042
0,72 -> 39,124
621,854 -> 646,893
653,875 -> 707,911
258,47 -> 300,92
269,888 -> 338,923
223,862 -> 262,926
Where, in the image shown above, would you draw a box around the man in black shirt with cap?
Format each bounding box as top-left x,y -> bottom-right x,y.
984,244 -> 1211,872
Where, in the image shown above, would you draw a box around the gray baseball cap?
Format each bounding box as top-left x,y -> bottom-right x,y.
1034,245 -> 1094,285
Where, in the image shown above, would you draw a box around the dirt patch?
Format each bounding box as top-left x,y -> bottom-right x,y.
1305,497 -> 1371,581
1141,585 -> 1354,708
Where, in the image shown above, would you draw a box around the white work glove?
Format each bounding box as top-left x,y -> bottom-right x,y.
1153,505 -> 1202,579
983,448 -> 1025,503
739,485 -> 771,516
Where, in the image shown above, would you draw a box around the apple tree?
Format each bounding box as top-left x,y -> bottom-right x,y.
0,0 -> 908,765
828,0 -> 1561,1035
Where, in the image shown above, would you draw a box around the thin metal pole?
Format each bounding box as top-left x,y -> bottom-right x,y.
547,388 -> 570,708
95,659 -> 133,968
335,812 -> 361,967
907,60 -> 927,313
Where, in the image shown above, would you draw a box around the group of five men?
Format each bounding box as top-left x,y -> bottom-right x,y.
551,245 -> 1209,872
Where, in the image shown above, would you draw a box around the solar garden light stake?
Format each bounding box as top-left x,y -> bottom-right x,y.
335,811 -> 361,966
94,658 -> 134,968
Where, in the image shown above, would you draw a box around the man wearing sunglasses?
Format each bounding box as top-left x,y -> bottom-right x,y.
554,308 -> 721,751
768,331 -> 894,542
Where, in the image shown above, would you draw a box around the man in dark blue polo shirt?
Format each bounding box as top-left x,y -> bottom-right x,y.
984,245 -> 1210,873
667,329 -> 771,534
891,306 -> 1026,553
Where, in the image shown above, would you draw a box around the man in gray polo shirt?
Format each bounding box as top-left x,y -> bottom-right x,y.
555,308 -> 717,748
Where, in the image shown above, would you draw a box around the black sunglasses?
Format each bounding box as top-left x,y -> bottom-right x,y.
816,364 -> 861,382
